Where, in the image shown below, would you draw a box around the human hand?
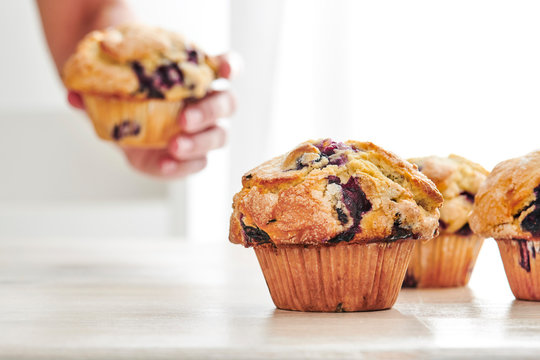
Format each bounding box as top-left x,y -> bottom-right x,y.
68,54 -> 237,179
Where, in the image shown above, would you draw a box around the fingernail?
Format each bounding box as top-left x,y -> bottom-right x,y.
184,108 -> 203,129
216,93 -> 233,117
210,78 -> 230,92
67,91 -> 85,110
175,137 -> 194,154
227,52 -> 244,78
160,159 -> 178,175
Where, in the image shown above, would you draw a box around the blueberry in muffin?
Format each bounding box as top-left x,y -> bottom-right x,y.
63,23 -> 220,147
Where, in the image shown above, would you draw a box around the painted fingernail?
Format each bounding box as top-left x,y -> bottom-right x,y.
160,159 -> 178,175
175,137 -> 194,154
184,108 -> 203,129
67,92 -> 85,109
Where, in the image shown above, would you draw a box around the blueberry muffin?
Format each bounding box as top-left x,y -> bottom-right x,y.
229,139 -> 443,311
404,155 -> 489,288
62,23 -> 219,147
470,150 -> 540,300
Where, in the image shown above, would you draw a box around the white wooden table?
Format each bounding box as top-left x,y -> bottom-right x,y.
0,237 -> 538,359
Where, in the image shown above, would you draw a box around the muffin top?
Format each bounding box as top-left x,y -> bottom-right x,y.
470,150 -> 540,240
229,139 -> 443,247
408,155 -> 489,236
62,23 -> 218,101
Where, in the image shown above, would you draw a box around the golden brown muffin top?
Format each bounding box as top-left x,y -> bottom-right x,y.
229,139 -> 443,247
409,155 -> 489,235
470,150 -> 540,240
62,23 -> 218,100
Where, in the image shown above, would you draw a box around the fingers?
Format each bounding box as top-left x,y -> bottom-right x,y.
123,125 -> 227,178
67,91 -> 85,109
214,52 -> 243,79
168,126 -> 227,161
70,52 -> 239,180
180,91 -> 236,134
158,156 -> 207,178
123,147 -> 207,179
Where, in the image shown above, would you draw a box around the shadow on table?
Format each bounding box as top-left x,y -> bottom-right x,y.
501,299 -> 540,342
261,306 -> 433,347
398,286 -> 475,304
506,299 -> 540,318
396,287 -> 480,319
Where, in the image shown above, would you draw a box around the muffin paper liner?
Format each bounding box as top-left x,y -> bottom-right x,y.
403,234 -> 484,288
83,94 -> 183,148
253,240 -> 414,312
497,238 -> 540,301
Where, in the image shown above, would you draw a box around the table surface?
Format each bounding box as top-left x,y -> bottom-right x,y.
0,237 -> 539,360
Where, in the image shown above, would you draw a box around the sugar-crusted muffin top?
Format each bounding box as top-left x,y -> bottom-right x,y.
470,150 -> 540,240
62,23 -> 218,100
229,139 -> 443,247
408,155 -> 489,236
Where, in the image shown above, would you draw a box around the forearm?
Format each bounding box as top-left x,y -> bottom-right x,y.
36,0 -> 135,72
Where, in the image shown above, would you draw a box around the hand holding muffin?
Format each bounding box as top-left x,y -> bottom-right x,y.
62,23 -> 236,178
38,0 -> 236,178
67,57 -> 234,178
